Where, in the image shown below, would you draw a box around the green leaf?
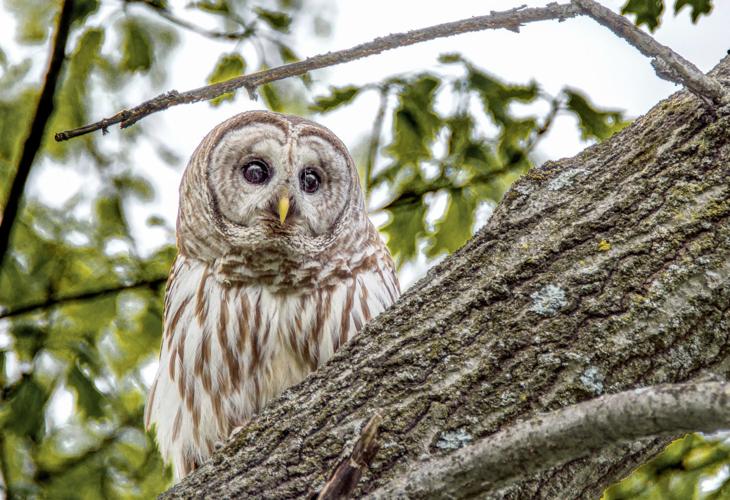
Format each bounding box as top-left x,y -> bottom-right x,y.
206,53 -> 246,105
381,196 -> 428,265
67,363 -> 105,418
5,0 -> 55,43
466,67 -> 538,126
445,114 -> 473,157
120,18 -> 154,73
387,75 -> 442,165
71,0 -> 100,25
621,0 -> 664,31
106,295 -> 162,376
114,174 -> 155,201
674,0 -> 712,22
261,82 -> 283,112
310,85 -> 361,113
0,91 -> 36,170
10,322 -> 47,361
94,195 -> 127,239
146,215 -> 167,227
2,375 -> 50,441
279,44 -> 298,63
564,88 -> 626,141
437,52 -> 464,64
254,7 -> 292,31
428,189 -> 476,257
190,0 -> 230,15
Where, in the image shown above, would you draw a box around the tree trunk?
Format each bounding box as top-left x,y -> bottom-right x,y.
162,56 -> 730,499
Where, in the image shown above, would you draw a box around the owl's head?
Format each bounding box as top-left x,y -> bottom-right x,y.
177,111 -> 367,264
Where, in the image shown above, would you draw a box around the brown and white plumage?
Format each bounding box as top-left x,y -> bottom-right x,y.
144,111 -> 399,479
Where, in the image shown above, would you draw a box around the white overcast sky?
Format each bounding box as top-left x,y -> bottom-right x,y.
7,0 -> 730,286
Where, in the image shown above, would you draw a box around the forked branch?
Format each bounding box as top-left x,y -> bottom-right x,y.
574,0 -> 728,106
374,382 -> 730,498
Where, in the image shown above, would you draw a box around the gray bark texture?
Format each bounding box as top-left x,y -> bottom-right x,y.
162,56 -> 730,499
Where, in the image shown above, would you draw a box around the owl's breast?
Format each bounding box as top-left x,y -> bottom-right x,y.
145,252 -> 399,479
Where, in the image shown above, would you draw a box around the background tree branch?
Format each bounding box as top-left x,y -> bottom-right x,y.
377,382 -> 730,498
54,1 -> 728,143
0,0 -> 75,267
54,3 -> 584,141
574,0 -> 728,105
0,276 -> 167,320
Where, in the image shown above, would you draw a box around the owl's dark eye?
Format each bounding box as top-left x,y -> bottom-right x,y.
299,168 -> 321,194
242,160 -> 270,184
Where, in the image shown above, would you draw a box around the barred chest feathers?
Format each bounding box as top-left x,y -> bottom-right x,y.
145,248 -> 398,479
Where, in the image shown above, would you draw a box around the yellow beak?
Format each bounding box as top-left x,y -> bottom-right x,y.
278,193 -> 290,224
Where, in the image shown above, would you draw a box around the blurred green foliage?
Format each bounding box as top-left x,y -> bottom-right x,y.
621,0 -> 713,30
311,54 -> 627,264
0,0 -> 723,498
604,434 -> 730,499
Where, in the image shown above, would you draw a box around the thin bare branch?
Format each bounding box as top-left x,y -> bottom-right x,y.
55,1 -> 729,143
54,3 -> 583,141
133,0 -> 254,41
0,0 -> 75,267
364,88 -> 390,199
374,382 -> 730,498
573,0 -> 728,105
0,276 -> 167,320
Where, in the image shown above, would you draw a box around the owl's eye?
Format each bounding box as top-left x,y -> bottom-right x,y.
242,160 -> 270,185
299,168 -> 321,194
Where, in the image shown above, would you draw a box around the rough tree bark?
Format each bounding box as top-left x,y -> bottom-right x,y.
162,56 -> 730,498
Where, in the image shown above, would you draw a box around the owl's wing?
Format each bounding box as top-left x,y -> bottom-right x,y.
314,241 -> 400,364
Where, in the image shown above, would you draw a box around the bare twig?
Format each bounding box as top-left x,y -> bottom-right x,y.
373,382 -> 730,498
316,413 -> 383,500
133,0 -> 254,41
54,1 -> 729,142
0,0 -> 75,267
55,3 -> 584,141
364,88 -> 390,199
573,0 -> 728,105
0,276 -> 167,320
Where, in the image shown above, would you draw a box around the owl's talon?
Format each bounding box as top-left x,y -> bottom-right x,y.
214,440 -> 225,451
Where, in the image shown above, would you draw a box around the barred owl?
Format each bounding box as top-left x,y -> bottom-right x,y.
144,110 -> 400,479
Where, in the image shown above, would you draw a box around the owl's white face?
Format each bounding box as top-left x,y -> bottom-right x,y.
177,111 -> 365,262
207,121 -> 352,239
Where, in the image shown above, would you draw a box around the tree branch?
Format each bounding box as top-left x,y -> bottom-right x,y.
0,276 -> 167,320
54,1 -> 729,143
573,0 -> 728,106
364,87 -> 389,199
132,0 -> 254,41
375,382 -> 730,498
315,413 -> 383,500
0,0 -> 75,267
53,3 -> 584,141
